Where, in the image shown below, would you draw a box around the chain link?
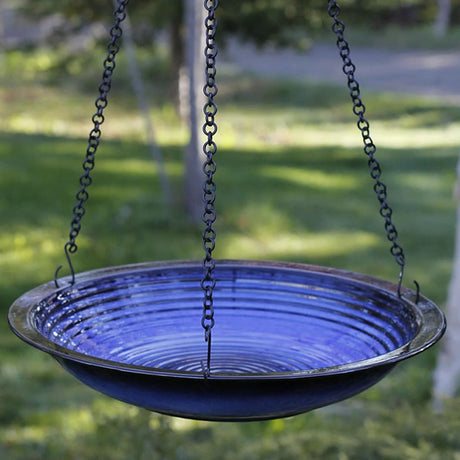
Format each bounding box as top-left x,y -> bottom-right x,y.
201,0 -> 219,376
55,0 -> 129,287
328,0 -> 406,284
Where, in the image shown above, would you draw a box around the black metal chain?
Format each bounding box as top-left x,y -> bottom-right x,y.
55,0 -> 129,288
200,0 -> 219,377
327,0 -> 408,295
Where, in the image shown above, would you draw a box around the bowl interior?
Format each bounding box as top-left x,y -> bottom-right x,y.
28,261 -> 421,375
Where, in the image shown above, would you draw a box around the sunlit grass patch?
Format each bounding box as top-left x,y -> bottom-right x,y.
261,165 -> 358,190
220,230 -> 380,261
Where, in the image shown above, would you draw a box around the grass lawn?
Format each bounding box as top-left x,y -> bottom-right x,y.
1,46 -> 460,459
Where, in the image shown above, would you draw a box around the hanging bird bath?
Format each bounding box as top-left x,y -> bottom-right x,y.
9,260 -> 445,421
7,0 -> 446,421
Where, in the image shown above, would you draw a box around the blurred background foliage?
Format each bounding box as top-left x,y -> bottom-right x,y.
8,0 -> 460,54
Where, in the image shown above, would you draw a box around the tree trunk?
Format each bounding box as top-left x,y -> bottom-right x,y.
169,18 -> 187,120
183,0 -> 206,224
433,153 -> 460,410
0,0 -> 4,53
434,0 -> 451,37
120,6 -> 172,206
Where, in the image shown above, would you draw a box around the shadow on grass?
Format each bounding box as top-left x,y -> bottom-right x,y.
0,130 -> 456,298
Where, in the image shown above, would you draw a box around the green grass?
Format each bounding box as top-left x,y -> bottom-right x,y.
1,48 -> 460,459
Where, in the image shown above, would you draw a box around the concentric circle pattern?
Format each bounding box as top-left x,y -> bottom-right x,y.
30,261 -> 420,375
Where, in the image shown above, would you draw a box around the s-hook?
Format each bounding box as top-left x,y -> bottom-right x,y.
54,243 -> 76,288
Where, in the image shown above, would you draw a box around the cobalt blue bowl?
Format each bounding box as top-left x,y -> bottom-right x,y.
8,260 -> 445,421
